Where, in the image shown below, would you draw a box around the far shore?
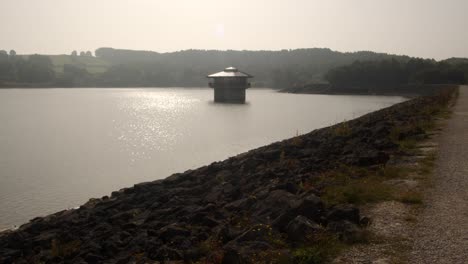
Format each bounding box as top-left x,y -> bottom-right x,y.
0,84 -> 449,98
279,83 -> 460,98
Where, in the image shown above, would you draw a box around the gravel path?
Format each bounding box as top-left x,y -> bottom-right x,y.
410,86 -> 468,264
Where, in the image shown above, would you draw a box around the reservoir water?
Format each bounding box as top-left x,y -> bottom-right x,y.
0,88 -> 405,230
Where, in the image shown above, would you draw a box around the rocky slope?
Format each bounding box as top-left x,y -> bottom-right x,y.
0,87 -> 455,264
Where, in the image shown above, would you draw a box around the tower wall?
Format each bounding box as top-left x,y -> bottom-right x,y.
214,87 -> 246,103
212,77 -> 248,103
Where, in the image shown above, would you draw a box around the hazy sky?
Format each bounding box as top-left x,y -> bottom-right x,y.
1,0 -> 467,59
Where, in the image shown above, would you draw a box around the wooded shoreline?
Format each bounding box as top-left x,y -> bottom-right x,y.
280,84 -> 457,97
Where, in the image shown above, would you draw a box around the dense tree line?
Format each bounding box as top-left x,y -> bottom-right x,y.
0,50 -> 55,84
325,58 -> 467,87
1,48 -> 468,89
71,50 -> 93,57
92,48 -> 410,88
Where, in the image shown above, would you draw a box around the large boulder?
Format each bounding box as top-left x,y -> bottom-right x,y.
286,215 -> 323,242
327,220 -> 366,243
252,190 -> 300,219
296,193 -> 324,222
159,224 -> 191,242
222,248 -> 245,264
326,204 -> 360,224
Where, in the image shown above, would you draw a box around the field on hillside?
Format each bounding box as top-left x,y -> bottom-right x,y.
49,55 -> 110,74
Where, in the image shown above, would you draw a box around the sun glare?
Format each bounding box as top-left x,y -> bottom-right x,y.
215,23 -> 225,38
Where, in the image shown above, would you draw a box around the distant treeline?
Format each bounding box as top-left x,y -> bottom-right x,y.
90,48 -> 412,88
0,51 -> 55,85
0,48 -> 467,90
0,48 -> 411,88
325,58 -> 467,87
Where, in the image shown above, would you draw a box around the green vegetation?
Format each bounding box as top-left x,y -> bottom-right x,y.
313,165 -> 402,206
326,58 -> 467,87
91,47 -> 413,88
51,239 -> 81,258
1,48 -> 467,89
332,122 -> 352,137
0,51 -> 55,84
0,47 -> 427,88
320,91 -> 453,207
398,191 -> 423,204
418,152 -> 437,176
323,176 -> 394,205
292,234 -> 345,264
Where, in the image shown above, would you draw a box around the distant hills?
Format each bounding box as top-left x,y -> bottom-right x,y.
0,48 -> 466,89
79,48 -> 412,87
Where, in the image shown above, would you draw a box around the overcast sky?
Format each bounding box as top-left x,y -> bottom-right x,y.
1,0 -> 467,60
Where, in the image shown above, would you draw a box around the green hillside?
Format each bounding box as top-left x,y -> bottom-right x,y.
2,48 -> 466,88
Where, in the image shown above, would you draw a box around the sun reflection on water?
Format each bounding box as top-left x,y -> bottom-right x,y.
114,90 -> 200,160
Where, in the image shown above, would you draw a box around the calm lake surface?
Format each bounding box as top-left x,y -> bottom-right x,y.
0,88 -> 405,229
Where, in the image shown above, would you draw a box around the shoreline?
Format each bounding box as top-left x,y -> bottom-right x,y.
0,86 -> 274,90
279,84 -> 457,97
0,84 -> 452,98
0,86 -> 457,263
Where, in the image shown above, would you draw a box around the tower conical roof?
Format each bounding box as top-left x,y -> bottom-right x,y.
207,67 -> 253,78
